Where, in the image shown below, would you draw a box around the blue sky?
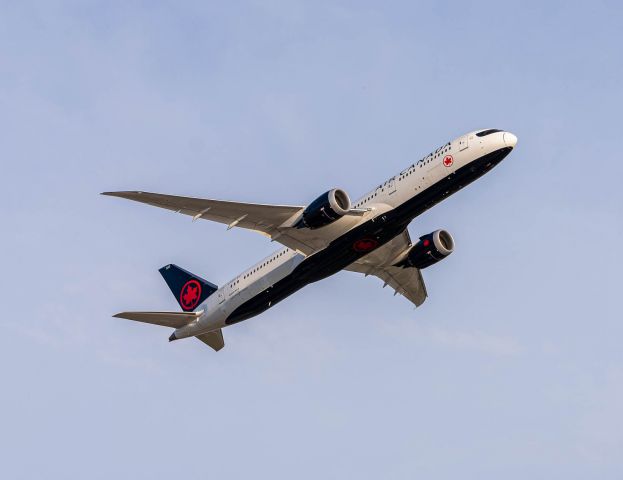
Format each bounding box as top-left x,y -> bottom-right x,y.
1,1 -> 622,478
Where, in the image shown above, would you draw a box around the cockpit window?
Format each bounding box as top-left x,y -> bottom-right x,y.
476,129 -> 502,137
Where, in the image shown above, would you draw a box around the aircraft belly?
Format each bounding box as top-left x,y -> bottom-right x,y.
225,147 -> 513,327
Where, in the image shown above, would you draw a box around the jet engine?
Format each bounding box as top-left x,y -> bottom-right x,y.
297,188 -> 352,229
399,229 -> 455,269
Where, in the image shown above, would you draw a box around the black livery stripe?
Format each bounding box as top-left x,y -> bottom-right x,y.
225,147 -> 513,325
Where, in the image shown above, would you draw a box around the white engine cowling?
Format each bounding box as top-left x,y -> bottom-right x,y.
398,229 -> 455,269
297,188 -> 351,229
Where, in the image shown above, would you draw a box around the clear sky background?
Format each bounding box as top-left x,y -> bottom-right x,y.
1,1 -> 622,478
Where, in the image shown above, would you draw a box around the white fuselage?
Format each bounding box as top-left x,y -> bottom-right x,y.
173,130 -> 517,339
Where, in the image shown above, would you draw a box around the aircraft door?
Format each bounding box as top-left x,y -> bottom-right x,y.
387,177 -> 397,194
458,135 -> 469,151
217,289 -> 226,304
225,278 -> 239,298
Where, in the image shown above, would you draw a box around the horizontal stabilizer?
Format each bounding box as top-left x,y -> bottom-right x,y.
113,311 -> 202,328
196,329 -> 225,351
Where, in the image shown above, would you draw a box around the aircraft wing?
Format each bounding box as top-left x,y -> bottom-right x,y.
103,190 -> 371,255
103,191 -> 321,254
344,230 -> 428,307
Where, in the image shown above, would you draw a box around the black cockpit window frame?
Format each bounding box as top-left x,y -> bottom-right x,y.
476,129 -> 502,137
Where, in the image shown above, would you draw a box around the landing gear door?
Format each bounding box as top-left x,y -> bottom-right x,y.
458,135 -> 469,151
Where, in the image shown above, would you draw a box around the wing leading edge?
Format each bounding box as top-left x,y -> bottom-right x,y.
101,191 -> 330,254
102,190 -> 303,232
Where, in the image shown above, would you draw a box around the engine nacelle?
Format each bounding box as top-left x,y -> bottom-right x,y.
400,229 -> 455,269
297,188 -> 352,229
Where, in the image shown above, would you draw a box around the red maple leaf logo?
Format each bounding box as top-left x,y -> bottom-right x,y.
353,238 -> 379,252
443,155 -> 454,167
183,286 -> 198,304
180,280 -> 202,310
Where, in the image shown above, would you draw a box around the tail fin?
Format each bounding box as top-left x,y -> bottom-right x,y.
159,264 -> 218,311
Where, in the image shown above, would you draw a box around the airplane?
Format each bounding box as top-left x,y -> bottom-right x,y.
103,128 -> 517,351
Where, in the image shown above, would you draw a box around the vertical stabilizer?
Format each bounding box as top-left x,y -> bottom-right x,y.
159,264 -> 218,311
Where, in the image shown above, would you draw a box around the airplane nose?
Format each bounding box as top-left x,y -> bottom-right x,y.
503,132 -> 518,148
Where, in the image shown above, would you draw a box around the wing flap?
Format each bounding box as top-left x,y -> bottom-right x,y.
347,262 -> 428,307
377,266 -> 428,306
113,311 -> 201,328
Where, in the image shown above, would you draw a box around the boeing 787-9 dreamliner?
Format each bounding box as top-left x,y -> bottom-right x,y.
103,128 -> 517,351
